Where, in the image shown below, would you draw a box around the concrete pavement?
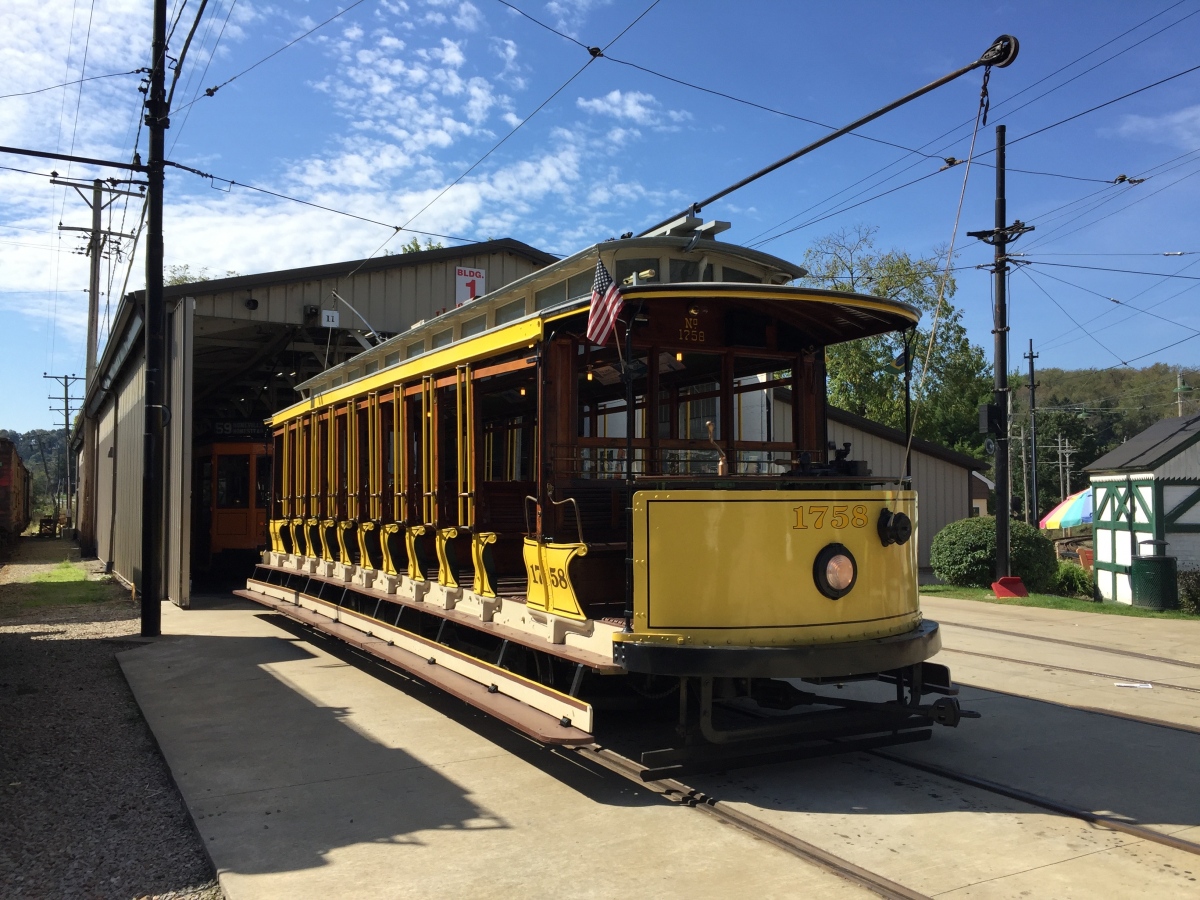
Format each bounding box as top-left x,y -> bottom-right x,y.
118,596 -> 866,900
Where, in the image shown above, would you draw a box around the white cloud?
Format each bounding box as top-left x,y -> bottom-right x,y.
1116,105 -> 1200,148
451,2 -> 484,31
491,38 -> 527,90
544,0 -> 610,36
576,89 -> 687,130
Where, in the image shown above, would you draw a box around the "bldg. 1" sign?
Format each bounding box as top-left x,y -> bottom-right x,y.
455,267 -> 486,306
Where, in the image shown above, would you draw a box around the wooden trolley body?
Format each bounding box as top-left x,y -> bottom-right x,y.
240,234 -> 964,751
0,438 -> 32,548
193,441 -> 273,567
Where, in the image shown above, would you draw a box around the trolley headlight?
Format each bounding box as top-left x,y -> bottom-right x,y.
877,509 -> 913,547
813,543 -> 857,599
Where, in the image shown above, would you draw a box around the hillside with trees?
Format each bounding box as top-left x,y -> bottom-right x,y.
1008,363 -> 1197,520
0,428 -> 71,521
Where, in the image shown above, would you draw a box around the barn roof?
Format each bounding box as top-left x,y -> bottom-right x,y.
1084,412 -> 1200,473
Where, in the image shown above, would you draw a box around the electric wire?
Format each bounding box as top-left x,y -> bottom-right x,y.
1038,260 -> 1200,353
350,0 -> 664,271
1020,157 -> 1200,251
1024,260 -> 1200,280
0,70 -> 147,102
168,0 -> 238,155
899,70 -> 989,478
162,158 -> 476,244
166,0 -> 211,111
1021,268 -> 1130,367
1103,330 -> 1200,369
747,3 -> 1200,247
776,57 -> 1200,249
1022,265 -> 1200,335
172,0 -> 370,114
1010,60 -> 1200,147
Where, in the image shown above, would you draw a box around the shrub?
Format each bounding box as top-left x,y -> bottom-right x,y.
930,516 -> 1058,593
1179,570 -> 1200,616
1052,561 -> 1094,599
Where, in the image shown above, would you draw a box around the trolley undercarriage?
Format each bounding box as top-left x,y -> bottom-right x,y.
238,562 -> 976,775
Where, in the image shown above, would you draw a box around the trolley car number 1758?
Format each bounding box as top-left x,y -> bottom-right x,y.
793,504 -> 869,530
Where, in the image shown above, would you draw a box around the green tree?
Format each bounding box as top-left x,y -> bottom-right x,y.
165,264 -> 239,285
386,237 -> 444,255
801,226 -> 993,457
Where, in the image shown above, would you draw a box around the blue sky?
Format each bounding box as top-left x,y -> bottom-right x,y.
2,0 -> 1198,431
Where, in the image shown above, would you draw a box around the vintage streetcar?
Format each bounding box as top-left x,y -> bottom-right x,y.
238,221 -> 974,771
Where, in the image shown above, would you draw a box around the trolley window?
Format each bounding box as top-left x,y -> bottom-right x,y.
255,455 -> 270,508
216,455 -> 251,509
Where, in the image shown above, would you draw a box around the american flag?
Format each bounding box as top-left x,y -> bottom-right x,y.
585,260 -> 623,345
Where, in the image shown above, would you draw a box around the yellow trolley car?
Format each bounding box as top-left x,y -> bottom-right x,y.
238,222 -> 972,769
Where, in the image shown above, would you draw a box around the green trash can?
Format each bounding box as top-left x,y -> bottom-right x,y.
1130,540 -> 1178,610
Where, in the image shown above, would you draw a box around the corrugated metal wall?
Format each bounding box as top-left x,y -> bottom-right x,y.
192,249 -> 539,333
95,401 -> 115,570
165,298 -> 193,607
96,359 -> 146,590
828,419 -> 972,567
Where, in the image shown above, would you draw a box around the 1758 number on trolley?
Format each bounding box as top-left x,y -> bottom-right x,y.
793,504 -> 869,530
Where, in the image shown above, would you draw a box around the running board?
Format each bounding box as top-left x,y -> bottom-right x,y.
235,582 -> 594,746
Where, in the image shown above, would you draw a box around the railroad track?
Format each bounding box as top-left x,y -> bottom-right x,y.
940,646 -> 1200,695
936,619 -> 1200,671
578,737 -> 1200,900
270,610 -> 1200,897
576,744 -> 934,900
870,751 -> 1200,858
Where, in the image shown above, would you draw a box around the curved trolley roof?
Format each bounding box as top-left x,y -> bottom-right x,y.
273,228 -> 918,426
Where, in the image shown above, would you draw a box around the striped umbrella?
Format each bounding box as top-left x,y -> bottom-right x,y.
1039,488 -> 1093,529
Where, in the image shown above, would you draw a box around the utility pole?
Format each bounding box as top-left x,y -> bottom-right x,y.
1063,439 -> 1076,497
52,177 -> 142,388
141,0 -> 168,637
44,373 -> 83,526
968,125 -> 1033,582
54,176 -> 142,559
1025,340 -> 1039,523
1019,425 -> 1029,523
1178,369 -> 1186,417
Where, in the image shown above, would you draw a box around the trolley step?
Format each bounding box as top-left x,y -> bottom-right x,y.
236,584 -> 595,746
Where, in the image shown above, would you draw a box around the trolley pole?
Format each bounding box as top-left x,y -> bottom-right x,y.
141,0 -> 169,636
968,125 -> 1032,583
1025,340 -> 1039,524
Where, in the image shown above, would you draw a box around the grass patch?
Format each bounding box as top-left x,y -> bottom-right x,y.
0,561 -> 123,616
920,583 -> 1197,619
29,560 -> 89,583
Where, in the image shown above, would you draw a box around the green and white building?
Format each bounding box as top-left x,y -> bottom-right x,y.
1085,413 -> 1200,603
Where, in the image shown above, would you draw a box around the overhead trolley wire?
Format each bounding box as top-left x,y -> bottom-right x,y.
1021,268 -> 1131,368
172,0 -> 370,113
352,0 -> 664,268
1009,60 -> 1200,147
169,0 -> 238,154
1036,256 -> 1200,352
1103,329 -> 1200,369
1022,260 -> 1200,281
163,158 -> 478,245
747,3 -> 1199,246
1021,265 -> 1200,335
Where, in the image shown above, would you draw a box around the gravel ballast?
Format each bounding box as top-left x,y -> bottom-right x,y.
0,537 -> 222,900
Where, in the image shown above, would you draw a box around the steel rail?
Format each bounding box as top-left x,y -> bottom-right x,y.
940,646 -> 1200,694
935,619 -> 1200,671
637,34 -> 1019,236
577,745 -> 933,900
871,751 -> 1200,858
953,679 -> 1200,736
